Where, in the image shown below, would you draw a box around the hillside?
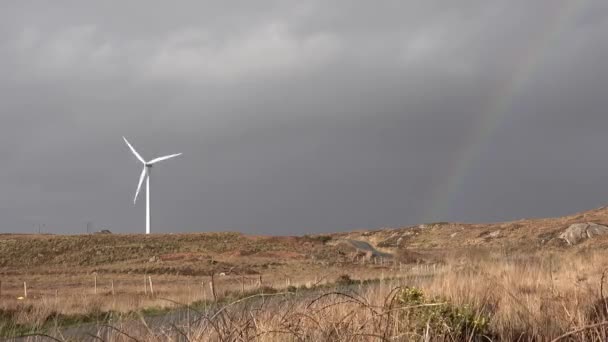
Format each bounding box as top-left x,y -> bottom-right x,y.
2,206 -> 608,273
335,205 -> 608,252
0,232 -> 345,276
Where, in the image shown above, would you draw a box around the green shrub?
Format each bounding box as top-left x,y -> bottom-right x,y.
397,287 -> 490,339
398,286 -> 425,304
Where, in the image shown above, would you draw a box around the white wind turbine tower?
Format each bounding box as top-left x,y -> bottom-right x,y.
123,137 -> 182,234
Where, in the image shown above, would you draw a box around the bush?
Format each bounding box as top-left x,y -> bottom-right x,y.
303,235 -> 332,245
397,287 -> 490,339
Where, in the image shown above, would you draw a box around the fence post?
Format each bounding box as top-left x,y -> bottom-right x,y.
94,274 -> 97,294
148,276 -> 154,296
24,282 -> 27,298
210,274 -> 217,302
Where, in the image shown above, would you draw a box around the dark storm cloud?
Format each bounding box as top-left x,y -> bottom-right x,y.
1,1 -> 608,234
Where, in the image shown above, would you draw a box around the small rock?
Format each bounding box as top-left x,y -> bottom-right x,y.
149,256 -> 158,263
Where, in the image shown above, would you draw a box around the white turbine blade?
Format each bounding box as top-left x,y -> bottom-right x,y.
134,167 -> 147,204
123,137 -> 145,164
147,153 -> 182,165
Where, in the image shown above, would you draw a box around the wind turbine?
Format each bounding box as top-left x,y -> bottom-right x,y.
123,137 -> 182,234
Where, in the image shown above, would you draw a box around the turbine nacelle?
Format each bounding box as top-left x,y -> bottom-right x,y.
123,136 -> 182,204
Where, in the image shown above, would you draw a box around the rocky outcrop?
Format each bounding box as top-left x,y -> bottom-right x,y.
337,239 -> 392,259
559,223 -> 608,245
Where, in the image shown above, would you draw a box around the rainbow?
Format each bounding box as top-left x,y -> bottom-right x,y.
422,1 -> 590,222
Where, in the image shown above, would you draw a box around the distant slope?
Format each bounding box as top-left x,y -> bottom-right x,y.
0,233 -> 337,273
2,206 -> 608,272
332,206 -> 608,251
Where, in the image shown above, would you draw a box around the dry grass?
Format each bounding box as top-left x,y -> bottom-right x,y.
7,248 -> 608,341
0,266 -> 392,325
112,250 -> 608,341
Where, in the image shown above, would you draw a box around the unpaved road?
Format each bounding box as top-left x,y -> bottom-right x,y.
343,239 -> 393,258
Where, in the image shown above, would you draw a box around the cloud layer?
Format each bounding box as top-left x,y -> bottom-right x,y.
1,1 -> 608,234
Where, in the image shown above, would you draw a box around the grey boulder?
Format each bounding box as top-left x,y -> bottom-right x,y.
559,223 -> 608,245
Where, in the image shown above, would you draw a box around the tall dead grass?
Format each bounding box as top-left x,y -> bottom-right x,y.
10,249 -> 608,341
99,249 -> 608,341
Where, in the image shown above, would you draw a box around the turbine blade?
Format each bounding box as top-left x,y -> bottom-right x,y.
134,167 -> 147,204
123,137 -> 145,164
148,153 -> 182,165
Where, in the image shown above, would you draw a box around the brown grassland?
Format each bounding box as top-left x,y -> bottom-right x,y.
4,206 -> 608,340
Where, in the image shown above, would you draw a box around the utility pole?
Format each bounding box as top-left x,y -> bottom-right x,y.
35,223 -> 44,234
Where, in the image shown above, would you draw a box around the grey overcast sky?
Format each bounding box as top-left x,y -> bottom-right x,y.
1,1 -> 608,234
